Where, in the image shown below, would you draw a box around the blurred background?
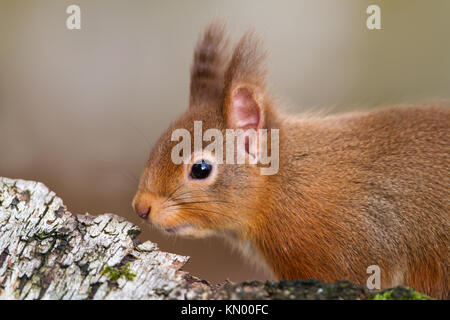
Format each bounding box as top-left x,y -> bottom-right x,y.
0,0 -> 449,283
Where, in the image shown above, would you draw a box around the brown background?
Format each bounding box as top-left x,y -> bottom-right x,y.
1,0 -> 449,283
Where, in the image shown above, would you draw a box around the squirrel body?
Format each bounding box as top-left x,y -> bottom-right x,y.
133,23 -> 449,299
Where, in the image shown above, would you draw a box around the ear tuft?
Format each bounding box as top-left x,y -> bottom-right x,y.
224,31 -> 267,90
223,30 -> 267,130
190,21 -> 230,106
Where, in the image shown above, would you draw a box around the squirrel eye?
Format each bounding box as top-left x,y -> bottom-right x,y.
190,160 -> 212,180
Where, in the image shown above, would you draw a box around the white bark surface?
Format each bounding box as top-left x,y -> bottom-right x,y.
0,177 -> 210,300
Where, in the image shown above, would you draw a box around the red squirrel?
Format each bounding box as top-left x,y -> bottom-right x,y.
132,23 -> 449,299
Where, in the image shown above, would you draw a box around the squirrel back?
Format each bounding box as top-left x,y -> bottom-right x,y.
264,105 -> 449,298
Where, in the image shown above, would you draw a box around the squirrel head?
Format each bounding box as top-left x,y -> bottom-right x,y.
133,22 -> 278,240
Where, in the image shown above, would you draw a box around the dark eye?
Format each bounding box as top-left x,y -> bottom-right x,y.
190,160 -> 212,180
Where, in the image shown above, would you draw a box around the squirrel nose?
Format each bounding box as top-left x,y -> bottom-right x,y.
135,202 -> 151,219
132,194 -> 152,219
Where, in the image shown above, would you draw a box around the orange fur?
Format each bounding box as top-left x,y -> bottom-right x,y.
133,23 -> 449,299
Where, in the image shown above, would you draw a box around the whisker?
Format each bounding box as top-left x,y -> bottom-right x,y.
169,192 -> 196,202
164,184 -> 184,203
166,200 -> 231,208
126,121 -> 153,149
122,171 -> 140,185
169,195 -> 210,202
168,194 -> 261,213
163,186 -> 264,215
176,206 -> 239,222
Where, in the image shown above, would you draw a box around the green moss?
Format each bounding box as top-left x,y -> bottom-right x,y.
372,287 -> 432,300
409,291 -> 432,300
101,263 -> 136,282
34,232 -> 50,240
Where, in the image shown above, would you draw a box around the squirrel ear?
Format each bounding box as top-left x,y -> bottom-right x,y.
226,86 -> 263,130
190,22 -> 229,106
223,31 -> 267,130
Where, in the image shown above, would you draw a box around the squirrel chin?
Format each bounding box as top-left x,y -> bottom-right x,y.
159,223 -> 213,238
